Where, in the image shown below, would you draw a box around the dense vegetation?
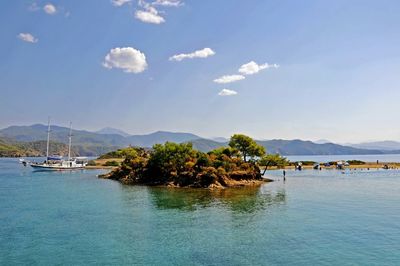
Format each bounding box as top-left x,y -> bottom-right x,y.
102,160 -> 120,167
98,146 -> 146,159
0,138 -> 27,157
101,134 -> 287,188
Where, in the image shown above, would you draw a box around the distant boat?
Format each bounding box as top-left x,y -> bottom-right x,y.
29,119 -> 87,170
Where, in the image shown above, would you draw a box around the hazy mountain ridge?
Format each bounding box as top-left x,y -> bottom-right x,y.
192,139 -> 387,155
314,139 -> 332,144
1,124 -> 399,156
190,138 -> 226,152
258,139 -> 384,155
126,131 -> 201,147
96,127 -> 131,137
349,141 -> 400,151
0,125 -> 202,156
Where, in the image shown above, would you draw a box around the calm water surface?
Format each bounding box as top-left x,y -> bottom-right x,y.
286,153 -> 400,163
0,158 -> 399,265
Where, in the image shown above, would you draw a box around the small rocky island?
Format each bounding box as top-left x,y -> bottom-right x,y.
100,134 -> 288,188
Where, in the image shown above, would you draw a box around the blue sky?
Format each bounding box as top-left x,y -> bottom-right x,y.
1,0 -> 400,142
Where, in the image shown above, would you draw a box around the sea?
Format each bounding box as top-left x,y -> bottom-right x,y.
286,153 -> 400,163
0,156 -> 399,265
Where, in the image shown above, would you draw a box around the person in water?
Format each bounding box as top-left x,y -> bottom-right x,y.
283,170 -> 286,181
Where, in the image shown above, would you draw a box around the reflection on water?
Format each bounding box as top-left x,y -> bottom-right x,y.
148,185 -> 286,213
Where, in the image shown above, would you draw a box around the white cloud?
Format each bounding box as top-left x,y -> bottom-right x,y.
134,0 -> 182,24
169,48 -> 215,61
17,33 -> 38,43
214,75 -> 245,84
135,4 -> 165,24
238,61 -> 279,75
111,0 -> 131,6
103,47 -> 148,73
43,3 -> 57,15
218,89 -> 237,96
153,0 -> 183,7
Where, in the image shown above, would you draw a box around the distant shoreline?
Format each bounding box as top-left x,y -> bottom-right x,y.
90,158 -> 400,173
4,157 -> 400,170
271,163 -> 400,170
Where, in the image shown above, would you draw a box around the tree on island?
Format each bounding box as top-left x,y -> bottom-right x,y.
98,146 -> 145,160
147,142 -> 196,182
228,134 -> 265,162
101,134 -> 286,188
259,154 -> 289,175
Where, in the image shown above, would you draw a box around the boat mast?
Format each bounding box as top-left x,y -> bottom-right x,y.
68,122 -> 72,161
46,117 -> 51,161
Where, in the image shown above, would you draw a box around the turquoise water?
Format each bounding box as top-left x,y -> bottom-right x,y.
1,158 -> 399,265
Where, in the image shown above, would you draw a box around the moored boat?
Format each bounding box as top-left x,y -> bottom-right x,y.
29,119 -> 87,170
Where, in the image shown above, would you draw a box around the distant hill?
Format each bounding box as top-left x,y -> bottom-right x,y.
0,125 -> 202,156
126,131 -> 201,147
350,141 -> 400,151
190,138 -> 226,152
0,138 -> 26,157
0,124 -> 126,156
258,139 -> 384,155
188,138 -> 385,155
212,137 -> 229,142
0,137 -> 78,157
0,124 -> 126,145
96,127 -> 131,137
314,139 -> 332,144
0,124 -> 394,156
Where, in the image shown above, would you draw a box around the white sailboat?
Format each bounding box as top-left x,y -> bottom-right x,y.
30,119 -> 88,170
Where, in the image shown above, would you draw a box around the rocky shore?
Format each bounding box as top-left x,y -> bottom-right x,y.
100,169 -> 272,189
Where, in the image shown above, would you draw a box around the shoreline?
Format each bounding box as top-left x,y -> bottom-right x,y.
7,157 -> 400,171
85,160 -> 400,171
279,162 -> 400,170
102,177 -> 274,189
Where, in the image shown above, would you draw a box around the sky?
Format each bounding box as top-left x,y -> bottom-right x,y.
1,0 -> 400,143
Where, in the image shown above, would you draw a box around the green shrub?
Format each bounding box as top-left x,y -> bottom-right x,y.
299,161 -> 316,166
98,147 -> 139,159
103,160 -> 120,167
87,160 -> 97,166
347,160 -> 366,165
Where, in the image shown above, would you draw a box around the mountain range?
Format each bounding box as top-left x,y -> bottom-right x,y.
348,141 -> 400,151
96,127 -> 131,137
1,124 -> 399,157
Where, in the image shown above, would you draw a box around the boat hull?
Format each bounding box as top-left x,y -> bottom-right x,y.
30,164 -> 85,171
